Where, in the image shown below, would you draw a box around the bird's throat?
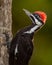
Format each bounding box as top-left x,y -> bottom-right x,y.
24,24 -> 40,34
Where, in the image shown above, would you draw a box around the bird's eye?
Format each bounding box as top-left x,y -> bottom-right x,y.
35,14 -> 40,19
34,14 -> 42,21
37,15 -> 40,18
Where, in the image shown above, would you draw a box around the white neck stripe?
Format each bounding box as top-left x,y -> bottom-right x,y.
15,44 -> 18,55
24,25 -> 39,34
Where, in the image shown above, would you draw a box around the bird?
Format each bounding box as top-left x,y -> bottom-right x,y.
9,9 -> 47,65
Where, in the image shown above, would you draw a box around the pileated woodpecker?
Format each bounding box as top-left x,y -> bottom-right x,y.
9,9 -> 47,65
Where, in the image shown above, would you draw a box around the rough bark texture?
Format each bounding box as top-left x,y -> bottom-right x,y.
0,0 -> 12,65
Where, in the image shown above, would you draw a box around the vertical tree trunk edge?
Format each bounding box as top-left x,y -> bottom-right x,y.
0,0 -> 12,65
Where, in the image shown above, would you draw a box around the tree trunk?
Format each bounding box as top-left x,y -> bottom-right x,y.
0,0 -> 12,65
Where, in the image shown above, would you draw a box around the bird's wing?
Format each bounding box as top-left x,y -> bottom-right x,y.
9,35 -> 33,65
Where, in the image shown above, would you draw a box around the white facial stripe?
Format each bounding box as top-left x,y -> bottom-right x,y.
24,25 -> 39,34
15,44 -> 18,55
23,9 -> 42,34
24,16 -> 42,34
35,18 -> 42,25
31,15 -> 42,25
23,9 -> 42,25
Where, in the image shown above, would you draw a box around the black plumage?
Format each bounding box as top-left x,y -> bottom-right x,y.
9,24 -> 35,65
9,9 -> 44,65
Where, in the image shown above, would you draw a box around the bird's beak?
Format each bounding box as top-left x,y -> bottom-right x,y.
23,9 -> 35,24
23,9 -> 32,17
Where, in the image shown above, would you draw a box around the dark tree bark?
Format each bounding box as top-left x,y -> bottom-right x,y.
0,0 -> 12,65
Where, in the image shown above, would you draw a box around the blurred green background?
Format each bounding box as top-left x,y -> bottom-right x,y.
12,0 -> 52,65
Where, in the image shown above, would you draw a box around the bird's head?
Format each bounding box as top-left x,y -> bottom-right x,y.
23,9 -> 47,26
33,11 -> 47,25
